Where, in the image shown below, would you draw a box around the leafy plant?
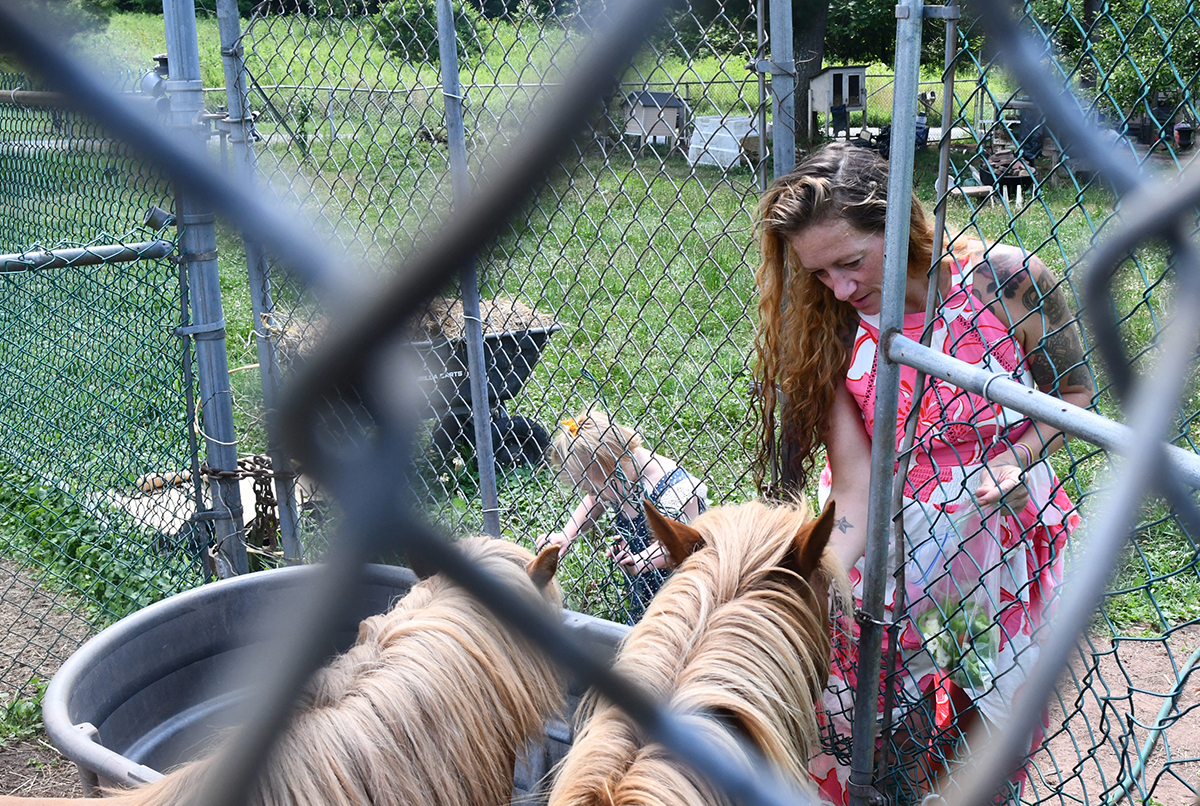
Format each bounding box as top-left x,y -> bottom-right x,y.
372,0 -> 483,63
0,461 -> 204,624
0,679 -> 47,744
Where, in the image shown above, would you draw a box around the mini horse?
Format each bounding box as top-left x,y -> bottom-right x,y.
1,538 -> 563,806
548,498 -> 844,806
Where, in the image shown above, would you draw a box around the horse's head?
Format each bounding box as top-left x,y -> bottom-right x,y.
407,537 -> 563,607
644,497 -> 845,631
646,496 -> 836,583
618,498 -> 847,788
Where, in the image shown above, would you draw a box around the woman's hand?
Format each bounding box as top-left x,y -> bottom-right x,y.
974,463 -> 1030,512
535,531 -> 572,557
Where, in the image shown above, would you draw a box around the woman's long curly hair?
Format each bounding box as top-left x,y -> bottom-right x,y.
752,142 -> 934,494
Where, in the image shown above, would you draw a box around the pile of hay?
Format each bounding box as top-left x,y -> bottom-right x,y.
413,295 -> 557,342
261,296 -> 556,367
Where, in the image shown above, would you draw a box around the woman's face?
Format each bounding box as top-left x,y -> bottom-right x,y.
788,218 -> 887,315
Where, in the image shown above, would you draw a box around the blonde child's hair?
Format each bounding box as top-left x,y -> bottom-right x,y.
550,409 -> 643,491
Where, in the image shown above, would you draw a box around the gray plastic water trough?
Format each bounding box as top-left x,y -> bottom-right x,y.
42,563 -> 629,800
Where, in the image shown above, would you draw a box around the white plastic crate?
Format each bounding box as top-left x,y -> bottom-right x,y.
687,115 -> 754,169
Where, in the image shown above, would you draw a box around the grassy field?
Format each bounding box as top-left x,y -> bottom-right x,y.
1,10 -> 1195,629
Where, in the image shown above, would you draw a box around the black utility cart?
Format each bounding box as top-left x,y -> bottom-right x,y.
414,324 -> 561,469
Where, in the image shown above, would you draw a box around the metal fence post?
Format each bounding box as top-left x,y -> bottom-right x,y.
847,0 -> 923,804
436,0 -> 500,536
163,0 -> 248,575
766,0 -> 795,178
214,0 -> 303,561
755,0 -> 768,191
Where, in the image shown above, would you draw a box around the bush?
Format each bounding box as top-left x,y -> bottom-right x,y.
372,0 -> 483,63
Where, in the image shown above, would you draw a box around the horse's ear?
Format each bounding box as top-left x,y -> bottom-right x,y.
644,499 -> 705,567
406,550 -> 439,581
525,544 -> 560,590
783,500 -> 836,582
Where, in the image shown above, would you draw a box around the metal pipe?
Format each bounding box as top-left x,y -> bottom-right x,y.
164,0 -> 247,577
0,240 -> 172,272
848,1 -> 923,804
888,334 -> 1200,487
0,89 -> 157,109
755,0 -> 767,191
767,0 -> 794,177
876,4 -> 962,779
214,0 -> 302,562
436,0 -> 500,536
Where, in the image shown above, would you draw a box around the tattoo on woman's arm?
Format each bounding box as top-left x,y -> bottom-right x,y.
982,249 -> 1032,301
835,516 -> 853,534
1029,324 -> 1092,390
1022,272 -> 1069,324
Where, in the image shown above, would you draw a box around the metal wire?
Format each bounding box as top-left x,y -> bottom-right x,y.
2,0 -> 1199,804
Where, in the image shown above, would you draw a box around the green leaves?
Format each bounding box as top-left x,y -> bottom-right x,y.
0,679 -> 47,744
371,0 -> 484,63
0,461 -> 201,624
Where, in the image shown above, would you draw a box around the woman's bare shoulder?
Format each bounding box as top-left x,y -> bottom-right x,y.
967,243 -> 1037,307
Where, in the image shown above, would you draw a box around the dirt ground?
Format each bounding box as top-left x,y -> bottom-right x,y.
1033,623 -> 1200,806
0,739 -> 83,798
0,559 -> 92,798
0,560 -> 93,697
0,559 -> 1196,802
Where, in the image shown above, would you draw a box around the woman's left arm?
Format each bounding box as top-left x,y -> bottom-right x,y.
972,245 -> 1095,504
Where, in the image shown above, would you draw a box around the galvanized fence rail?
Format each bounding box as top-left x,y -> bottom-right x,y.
0,0 -> 1197,805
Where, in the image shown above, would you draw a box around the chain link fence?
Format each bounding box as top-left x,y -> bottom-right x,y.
924,6 -> 1199,802
217,0 -> 771,621
0,0 -> 1197,804
0,72 -> 212,701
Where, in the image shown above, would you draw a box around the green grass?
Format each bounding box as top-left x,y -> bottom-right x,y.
0,461 -> 205,625
5,11 -> 1198,636
0,679 -> 46,746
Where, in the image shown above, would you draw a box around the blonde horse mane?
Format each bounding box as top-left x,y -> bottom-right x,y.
548,498 -> 848,806
93,537 -> 563,806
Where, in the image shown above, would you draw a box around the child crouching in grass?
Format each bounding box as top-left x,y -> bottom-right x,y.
536,409 -> 708,624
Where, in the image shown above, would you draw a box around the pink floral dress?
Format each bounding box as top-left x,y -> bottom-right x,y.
810,255 -> 1081,805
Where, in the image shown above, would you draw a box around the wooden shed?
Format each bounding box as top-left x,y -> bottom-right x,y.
808,65 -> 868,138
622,91 -> 688,149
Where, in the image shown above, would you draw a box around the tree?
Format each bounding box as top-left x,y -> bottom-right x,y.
824,0 -> 895,64
1030,0 -> 1198,121
792,0 -> 829,142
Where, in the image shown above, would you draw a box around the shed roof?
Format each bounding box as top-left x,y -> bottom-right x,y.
624,91 -> 687,109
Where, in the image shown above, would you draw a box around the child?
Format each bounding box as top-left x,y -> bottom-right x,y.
536,409 -> 708,623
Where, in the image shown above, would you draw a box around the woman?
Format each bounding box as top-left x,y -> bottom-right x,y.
752,142 -> 1090,804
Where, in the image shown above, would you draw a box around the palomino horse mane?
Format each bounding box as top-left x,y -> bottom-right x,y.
548,498 -> 846,806
0,538 -> 563,806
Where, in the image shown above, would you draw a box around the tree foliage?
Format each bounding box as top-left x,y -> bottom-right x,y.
21,0 -> 113,37
1028,0 -> 1199,119
372,0 -> 484,62
824,0 -> 895,64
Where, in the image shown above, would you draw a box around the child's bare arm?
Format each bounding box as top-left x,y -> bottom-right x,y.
537,494 -> 605,556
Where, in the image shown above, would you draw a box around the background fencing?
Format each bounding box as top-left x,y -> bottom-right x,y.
0,0 -> 1197,804
0,73 -> 211,701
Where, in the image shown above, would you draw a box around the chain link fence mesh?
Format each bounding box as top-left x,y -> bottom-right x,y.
221,2 -> 1198,801
0,0 -> 1197,803
810,5 -> 1198,804
220,0 -> 770,621
0,72 -> 211,701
